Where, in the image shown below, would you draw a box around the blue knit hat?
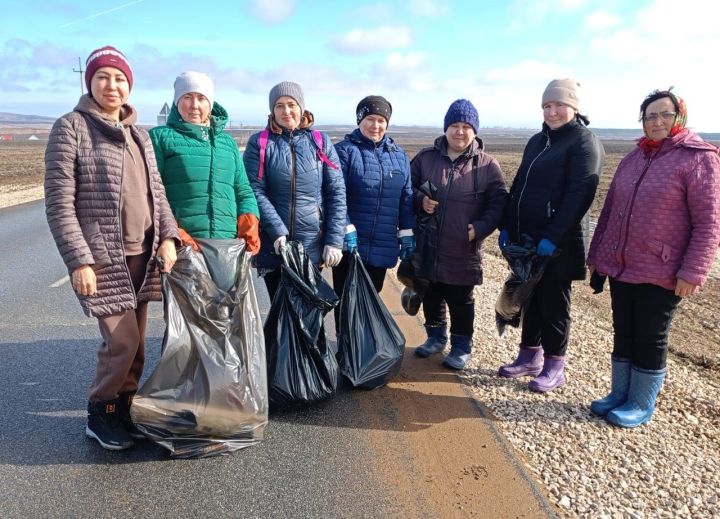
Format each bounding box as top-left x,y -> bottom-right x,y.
444,99 -> 479,133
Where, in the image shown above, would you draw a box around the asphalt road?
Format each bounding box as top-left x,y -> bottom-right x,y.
0,200 -> 551,519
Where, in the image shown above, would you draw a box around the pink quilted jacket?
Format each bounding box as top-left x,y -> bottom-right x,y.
587,130 -> 720,291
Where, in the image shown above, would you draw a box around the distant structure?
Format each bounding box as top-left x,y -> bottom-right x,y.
28,135 -> 39,141
156,103 -> 170,127
0,135 -> 12,141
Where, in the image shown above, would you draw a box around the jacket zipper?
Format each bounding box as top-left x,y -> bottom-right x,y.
289,135 -> 297,240
368,143 -> 384,257
433,159 -> 457,280
616,156 -> 653,277
208,129 -> 216,237
118,123 -> 136,307
516,133 -> 550,238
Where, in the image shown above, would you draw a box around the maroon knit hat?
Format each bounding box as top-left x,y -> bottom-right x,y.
85,46 -> 133,92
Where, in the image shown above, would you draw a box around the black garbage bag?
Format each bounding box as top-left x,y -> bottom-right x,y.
495,236 -> 557,336
264,241 -> 340,407
396,260 -> 431,316
338,251 -> 405,389
412,180 -> 439,280
131,238 -> 268,459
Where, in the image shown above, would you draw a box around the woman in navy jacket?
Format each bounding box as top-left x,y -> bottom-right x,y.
498,79 -> 604,392
333,95 -> 415,296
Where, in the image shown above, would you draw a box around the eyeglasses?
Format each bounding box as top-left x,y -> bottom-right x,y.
642,111 -> 676,123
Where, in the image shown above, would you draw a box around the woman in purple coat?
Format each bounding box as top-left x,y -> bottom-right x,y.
411,100 -> 507,370
587,88 -> 720,428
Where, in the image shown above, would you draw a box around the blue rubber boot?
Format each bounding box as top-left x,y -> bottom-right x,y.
415,325 -> 448,358
590,356 -> 632,417
606,366 -> 666,428
498,345 -> 543,378
442,334 -> 472,370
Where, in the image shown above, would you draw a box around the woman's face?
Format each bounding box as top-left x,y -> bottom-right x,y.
177,92 -> 211,124
445,122 -> 475,154
543,101 -> 575,130
359,114 -> 388,142
273,96 -> 302,131
643,97 -> 676,141
90,66 -> 129,119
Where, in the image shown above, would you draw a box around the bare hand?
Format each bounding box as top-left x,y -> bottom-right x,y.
72,265 -> 96,296
157,239 -> 177,273
422,196 -> 438,214
467,224 -> 476,242
675,278 -> 698,298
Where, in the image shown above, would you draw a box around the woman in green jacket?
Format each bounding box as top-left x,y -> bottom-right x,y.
150,71 -> 260,252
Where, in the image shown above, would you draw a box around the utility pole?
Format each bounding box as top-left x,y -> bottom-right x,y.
73,57 -> 84,95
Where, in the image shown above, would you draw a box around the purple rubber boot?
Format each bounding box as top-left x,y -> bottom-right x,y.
528,356 -> 566,393
498,345 -> 543,378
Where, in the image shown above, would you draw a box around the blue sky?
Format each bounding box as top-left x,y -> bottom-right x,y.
2,0 -> 718,131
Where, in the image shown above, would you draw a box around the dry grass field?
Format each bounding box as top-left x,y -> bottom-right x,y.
1,133 -> 718,375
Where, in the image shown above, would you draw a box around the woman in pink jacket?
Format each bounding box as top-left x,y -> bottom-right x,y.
586,88 -> 720,428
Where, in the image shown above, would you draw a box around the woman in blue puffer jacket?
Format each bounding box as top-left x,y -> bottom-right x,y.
243,81 -> 347,300
333,95 -> 415,300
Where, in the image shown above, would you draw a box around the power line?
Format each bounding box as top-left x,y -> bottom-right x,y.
72,57 -> 84,95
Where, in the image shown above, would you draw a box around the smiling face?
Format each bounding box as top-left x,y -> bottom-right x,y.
445,122 -> 475,154
177,92 -> 211,124
359,114 -> 388,142
90,66 -> 129,120
643,97 -> 676,141
273,96 -> 302,131
543,101 -> 575,130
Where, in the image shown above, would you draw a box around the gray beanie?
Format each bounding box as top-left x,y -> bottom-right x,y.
542,78 -> 580,111
174,71 -> 215,108
269,81 -> 305,114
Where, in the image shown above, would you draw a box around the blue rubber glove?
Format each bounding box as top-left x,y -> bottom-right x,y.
498,229 -> 510,249
399,235 -> 415,261
343,229 -> 358,253
536,238 -> 557,257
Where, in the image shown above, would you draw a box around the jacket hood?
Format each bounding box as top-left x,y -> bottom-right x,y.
73,94 -> 137,141
167,101 -> 228,139
663,128 -> 718,153
267,110 -> 315,135
432,135 -> 485,157
344,128 -> 398,151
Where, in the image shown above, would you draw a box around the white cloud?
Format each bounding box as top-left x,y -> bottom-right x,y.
248,0 -> 295,24
333,26 -> 413,54
585,10 -> 620,30
407,0 -> 448,17
485,60 -> 568,82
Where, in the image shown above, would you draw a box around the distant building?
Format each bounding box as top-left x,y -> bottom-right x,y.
28,135 -> 39,140
156,103 -> 170,127
0,135 -> 12,141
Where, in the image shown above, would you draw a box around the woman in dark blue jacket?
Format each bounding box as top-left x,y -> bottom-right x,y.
498,79 -> 604,392
333,95 -> 415,297
243,81 -> 347,300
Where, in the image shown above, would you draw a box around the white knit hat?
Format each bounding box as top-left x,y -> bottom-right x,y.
542,78 -> 580,111
173,71 -> 215,108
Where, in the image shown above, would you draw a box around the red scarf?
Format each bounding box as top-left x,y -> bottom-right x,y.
637,93 -> 687,156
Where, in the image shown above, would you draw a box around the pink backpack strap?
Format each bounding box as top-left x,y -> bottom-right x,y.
311,130 -> 339,171
257,130 -> 270,180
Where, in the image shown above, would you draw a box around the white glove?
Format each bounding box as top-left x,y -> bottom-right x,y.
323,245 -> 343,267
274,236 -> 287,255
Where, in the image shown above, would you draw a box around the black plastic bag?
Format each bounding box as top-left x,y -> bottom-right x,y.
396,260 -> 430,316
264,241 -> 339,407
338,251 -> 405,389
412,180 -> 439,280
131,238 -> 268,458
495,237 -> 556,336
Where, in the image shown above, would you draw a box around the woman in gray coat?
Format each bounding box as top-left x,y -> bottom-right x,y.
44,46 -> 179,451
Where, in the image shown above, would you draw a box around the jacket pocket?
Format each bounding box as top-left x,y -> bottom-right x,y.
81,221 -> 111,269
647,239 -> 679,263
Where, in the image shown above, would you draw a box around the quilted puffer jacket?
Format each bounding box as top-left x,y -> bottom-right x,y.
334,129 -> 414,268
149,102 -> 259,238
243,113 -> 346,269
587,129 -> 720,290
44,95 -> 179,317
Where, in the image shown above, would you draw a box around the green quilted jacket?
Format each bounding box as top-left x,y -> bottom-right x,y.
150,102 -> 259,238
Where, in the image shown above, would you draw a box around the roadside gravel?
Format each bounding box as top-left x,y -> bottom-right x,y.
451,242 -> 720,518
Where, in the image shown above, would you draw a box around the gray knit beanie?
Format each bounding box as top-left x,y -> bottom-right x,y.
173,71 -> 215,108
269,81 -> 305,113
542,78 -> 580,111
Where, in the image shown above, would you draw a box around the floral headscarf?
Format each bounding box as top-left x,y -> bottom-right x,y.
637,88 -> 688,154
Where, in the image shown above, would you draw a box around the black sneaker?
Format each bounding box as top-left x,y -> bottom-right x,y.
118,392 -> 145,440
86,400 -> 135,450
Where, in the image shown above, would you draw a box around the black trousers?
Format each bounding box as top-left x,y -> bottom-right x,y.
521,276 -> 572,356
263,269 -> 282,303
332,252 -> 387,333
422,282 -> 475,337
609,279 -> 681,370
